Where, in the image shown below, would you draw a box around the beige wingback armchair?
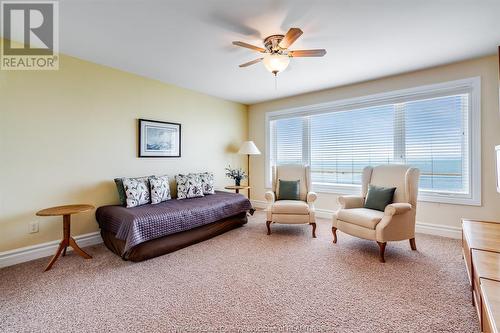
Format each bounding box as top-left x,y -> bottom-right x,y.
265,165 -> 318,237
332,165 -> 420,262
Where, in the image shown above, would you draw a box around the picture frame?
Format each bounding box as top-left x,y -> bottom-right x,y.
138,119 -> 181,158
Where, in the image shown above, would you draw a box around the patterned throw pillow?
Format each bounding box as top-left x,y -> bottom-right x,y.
114,176 -> 149,206
175,174 -> 204,200
149,175 -> 171,204
122,177 -> 151,208
197,172 -> 215,195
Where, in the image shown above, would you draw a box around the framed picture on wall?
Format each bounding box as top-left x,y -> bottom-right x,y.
138,119 -> 181,157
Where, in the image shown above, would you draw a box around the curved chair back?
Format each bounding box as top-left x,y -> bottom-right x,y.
361,165 -> 420,208
272,165 -> 311,202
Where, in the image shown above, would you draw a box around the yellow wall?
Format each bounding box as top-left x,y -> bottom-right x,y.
0,53 -> 248,252
249,55 -> 500,229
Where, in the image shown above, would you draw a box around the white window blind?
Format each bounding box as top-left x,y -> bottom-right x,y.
266,78 -> 481,205
310,104 -> 396,187
271,117 -> 304,166
404,95 -> 469,194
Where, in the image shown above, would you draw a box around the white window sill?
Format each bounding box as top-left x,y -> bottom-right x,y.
418,191 -> 481,206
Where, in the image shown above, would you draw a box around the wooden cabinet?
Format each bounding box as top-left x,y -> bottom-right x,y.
481,279 -> 500,333
462,220 -> 500,253
462,219 -> 500,333
472,249 -> 500,322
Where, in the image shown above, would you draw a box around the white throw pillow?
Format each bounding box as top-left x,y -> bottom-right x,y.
175,174 -> 204,200
197,172 -> 215,195
149,175 -> 171,204
123,177 -> 150,208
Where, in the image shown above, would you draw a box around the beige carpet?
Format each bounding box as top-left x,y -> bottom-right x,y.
0,211 -> 478,332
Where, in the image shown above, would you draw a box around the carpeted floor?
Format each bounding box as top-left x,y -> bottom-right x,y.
0,211 -> 479,332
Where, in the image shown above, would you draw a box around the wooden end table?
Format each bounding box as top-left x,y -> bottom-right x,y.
36,204 -> 94,271
224,185 -> 251,194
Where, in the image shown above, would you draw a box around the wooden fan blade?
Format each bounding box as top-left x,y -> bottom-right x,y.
232,41 -> 265,53
278,28 -> 303,49
239,58 -> 264,67
288,49 -> 327,57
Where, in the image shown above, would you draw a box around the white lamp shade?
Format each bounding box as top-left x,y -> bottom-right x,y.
238,141 -> 261,155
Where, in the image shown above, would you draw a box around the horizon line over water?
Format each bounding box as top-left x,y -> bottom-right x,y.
300,158 -> 466,192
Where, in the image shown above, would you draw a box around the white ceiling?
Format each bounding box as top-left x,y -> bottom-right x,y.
36,1 -> 500,103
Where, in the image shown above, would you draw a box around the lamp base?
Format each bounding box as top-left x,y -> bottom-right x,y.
247,154 -> 251,200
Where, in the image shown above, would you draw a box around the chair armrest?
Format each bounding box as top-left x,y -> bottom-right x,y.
265,191 -> 275,203
338,195 -> 364,209
384,203 -> 412,216
377,203 -> 416,242
307,192 -> 317,203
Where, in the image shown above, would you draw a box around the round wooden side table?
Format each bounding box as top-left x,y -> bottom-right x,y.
224,185 -> 251,194
36,204 -> 94,271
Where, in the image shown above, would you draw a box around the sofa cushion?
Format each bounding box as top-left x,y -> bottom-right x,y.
149,175 -> 171,204
175,174 -> 204,200
272,200 -> 309,215
123,177 -> 151,208
115,176 -> 149,206
364,185 -> 396,211
197,172 -> 215,195
277,179 -> 300,201
114,178 -> 127,206
337,208 -> 384,230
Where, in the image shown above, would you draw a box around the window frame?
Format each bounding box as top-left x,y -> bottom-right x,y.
265,77 -> 481,206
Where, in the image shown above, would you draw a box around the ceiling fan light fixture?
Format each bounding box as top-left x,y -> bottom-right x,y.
262,53 -> 290,75
233,28 -> 326,82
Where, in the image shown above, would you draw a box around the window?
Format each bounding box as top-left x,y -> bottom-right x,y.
266,77 -> 481,205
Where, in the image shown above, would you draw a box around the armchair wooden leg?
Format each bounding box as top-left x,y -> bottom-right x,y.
409,238 -> 417,251
377,242 -> 386,263
332,227 -> 337,244
310,223 -> 317,238
266,221 -> 271,235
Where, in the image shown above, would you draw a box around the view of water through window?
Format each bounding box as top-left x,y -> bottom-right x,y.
271,93 -> 469,194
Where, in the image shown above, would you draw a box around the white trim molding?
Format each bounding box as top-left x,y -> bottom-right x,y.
414,222 -> 462,239
0,231 -> 103,269
265,76 -> 481,206
251,199 -> 461,239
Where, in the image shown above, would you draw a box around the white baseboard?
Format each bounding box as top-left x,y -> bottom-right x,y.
251,199 -> 462,239
0,231 -> 103,269
414,222 -> 461,239
251,199 -> 266,209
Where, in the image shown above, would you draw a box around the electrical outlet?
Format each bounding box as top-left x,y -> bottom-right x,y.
29,221 -> 39,233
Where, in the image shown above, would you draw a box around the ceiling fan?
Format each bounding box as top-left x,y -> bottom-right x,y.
233,28 -> 326,77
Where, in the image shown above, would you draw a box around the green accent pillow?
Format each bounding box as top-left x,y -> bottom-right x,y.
114,178 -> 127,206
364,185 -> 396,211
278,179 -> 300,201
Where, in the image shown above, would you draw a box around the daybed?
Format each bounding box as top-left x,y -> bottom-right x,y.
96,191 -> 252,262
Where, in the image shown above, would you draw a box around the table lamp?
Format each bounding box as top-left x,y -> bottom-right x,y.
238,141 -> 261,199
